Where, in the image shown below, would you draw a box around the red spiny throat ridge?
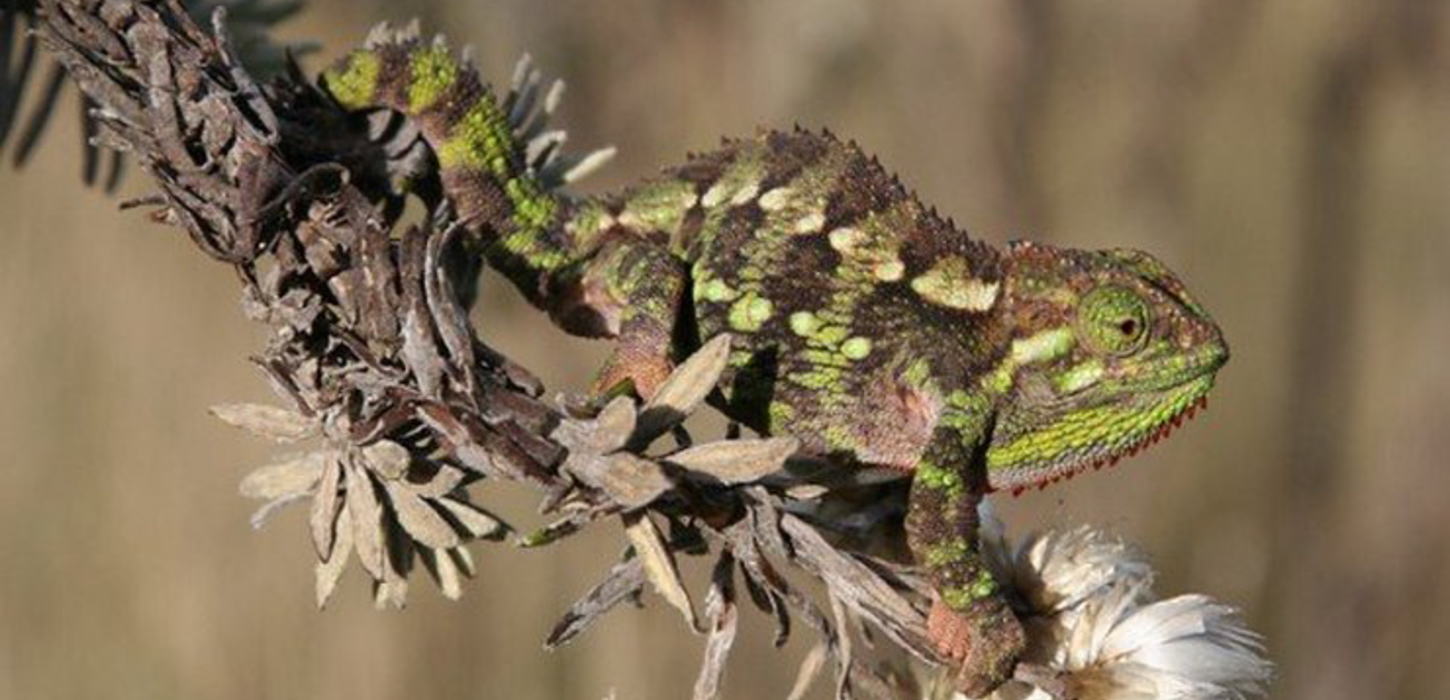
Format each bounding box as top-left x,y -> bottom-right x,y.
1007,395 -> 1209,497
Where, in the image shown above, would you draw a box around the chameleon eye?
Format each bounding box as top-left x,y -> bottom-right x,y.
1079,285 -> 1151,356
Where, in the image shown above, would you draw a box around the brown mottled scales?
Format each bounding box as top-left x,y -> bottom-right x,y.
324,35 -> 1230,697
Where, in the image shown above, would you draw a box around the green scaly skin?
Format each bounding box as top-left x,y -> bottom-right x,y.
323,36 -> 1229,697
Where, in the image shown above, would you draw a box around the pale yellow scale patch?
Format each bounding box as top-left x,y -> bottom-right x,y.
758,147 -> 852,240
789,310 -> 821,337
828,226 -> 905,282
840,336 -> 873,360
827,226 -> 863,251
974,327 -> 1076,398
980,366 -> 1015,395
617,179 -> 698,232
700,147 -> 766,211
909,256 -> 999,312
728,293 -> 774,332
1010,327 -> 1075,365
730,183 -> 760,206
1055,358 -> 1105,394
757,184 -> 829,235
701,178 -> 761,209
758,186 -> 794,212
698,278 -> 740,303
874,260 -> 905,282
793,212 -> 826,234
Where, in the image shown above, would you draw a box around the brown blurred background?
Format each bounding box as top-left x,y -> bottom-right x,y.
3,1 -> 1449,698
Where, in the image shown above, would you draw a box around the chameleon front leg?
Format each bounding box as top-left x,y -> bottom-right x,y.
906,431 -> 1024,696
587,240 -> 690,399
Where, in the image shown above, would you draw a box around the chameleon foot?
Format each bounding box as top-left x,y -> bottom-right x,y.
926,599 -> 1025,697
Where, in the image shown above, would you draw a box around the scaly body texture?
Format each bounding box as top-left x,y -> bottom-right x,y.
324,32 -> 1229,696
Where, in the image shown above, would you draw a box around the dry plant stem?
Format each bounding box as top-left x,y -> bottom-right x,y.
36,1 -> 967,698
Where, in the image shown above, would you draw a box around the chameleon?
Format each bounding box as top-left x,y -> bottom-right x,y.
321,29 -> 1229,696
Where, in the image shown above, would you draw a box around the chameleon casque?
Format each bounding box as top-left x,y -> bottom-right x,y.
322,30 -> 1229,696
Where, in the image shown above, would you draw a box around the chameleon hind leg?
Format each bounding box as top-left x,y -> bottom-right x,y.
905,429 -> 1024,696
587,240 -> 689,399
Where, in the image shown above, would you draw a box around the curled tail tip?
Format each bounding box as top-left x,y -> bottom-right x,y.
321,22 -> 613,190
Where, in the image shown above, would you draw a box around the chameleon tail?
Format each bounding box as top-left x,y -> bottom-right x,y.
320,21 -> 615,303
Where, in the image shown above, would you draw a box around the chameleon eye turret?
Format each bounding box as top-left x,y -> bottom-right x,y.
1078,285 -> 1152,357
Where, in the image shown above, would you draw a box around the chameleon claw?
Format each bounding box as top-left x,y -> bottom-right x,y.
926,600 -> 1024,697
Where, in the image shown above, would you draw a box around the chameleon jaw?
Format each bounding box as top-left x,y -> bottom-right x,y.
994,393 -> 1210,497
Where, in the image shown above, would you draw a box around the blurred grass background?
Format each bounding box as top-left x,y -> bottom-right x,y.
3,1 -> 1449,698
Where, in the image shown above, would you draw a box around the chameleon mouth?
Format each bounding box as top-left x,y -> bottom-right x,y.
1000,393 -> 1210,497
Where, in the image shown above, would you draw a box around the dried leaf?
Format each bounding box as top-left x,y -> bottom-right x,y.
717,514 -> 834,645
692,553 -> 739,700
667,437 -> 799,485
740,564 -> 791,648
373,519 -> 414,609
632,334 -> 731,445
400,305 -> 445,397
548,395 -> 633,457
745,489 -> 793,564
239,449 -> 330,500
422,221 -> 479,388
624,512 -> 700,633
345,459 -> 387,580
545,556 -> 646,650
249,493 -> 309,530
374,579 -> 409,609
590,395 -> 637,453
596,453 -> 674,509
786,642 -> 830,700
315,505 -> 354,608
385,481 -> 462,549
452,546 -> 477,577
308,453 -> 342,559
437,497 -> 509,540
417,403 -> 554,484
406,464 -> 467,499
211,403 -> 316,442
829,593 -> 855,700
779,513 -> 935,662
361,439 -> 410,480
422,546 -> 464,600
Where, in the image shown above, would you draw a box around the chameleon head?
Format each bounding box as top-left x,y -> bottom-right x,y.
983,242 -> 1229,494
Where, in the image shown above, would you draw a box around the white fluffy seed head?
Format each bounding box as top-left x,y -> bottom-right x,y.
954,504 -> 1273,700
